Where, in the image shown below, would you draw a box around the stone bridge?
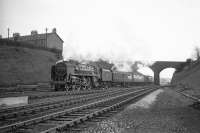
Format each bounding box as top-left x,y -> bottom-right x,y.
150,61 -> 185,85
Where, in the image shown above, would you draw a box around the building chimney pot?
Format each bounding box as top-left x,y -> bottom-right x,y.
13,33 -> 20,37
52,28 -> 56,33
31,30 -> 38,35
13,33 -> 20,40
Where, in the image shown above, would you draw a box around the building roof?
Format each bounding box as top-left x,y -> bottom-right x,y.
8,32 -> 64,43
49,32 -> 64,43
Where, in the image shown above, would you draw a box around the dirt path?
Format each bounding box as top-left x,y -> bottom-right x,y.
81,88 -> 200,133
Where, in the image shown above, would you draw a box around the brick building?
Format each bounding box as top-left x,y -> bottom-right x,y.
11,28 -> 63,52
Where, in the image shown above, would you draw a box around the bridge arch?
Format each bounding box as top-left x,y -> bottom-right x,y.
159,68 -> 176,85
150,61 -> 184,85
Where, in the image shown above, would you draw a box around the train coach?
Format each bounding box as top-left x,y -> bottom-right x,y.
51,60 -> 153,91
112,71 -> 133,86
99,68 -> 113,88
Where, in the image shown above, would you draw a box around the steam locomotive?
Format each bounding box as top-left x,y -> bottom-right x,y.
51,60 -> 153,91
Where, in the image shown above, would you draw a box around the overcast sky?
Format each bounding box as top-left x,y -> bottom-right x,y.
1,0 -> 200,78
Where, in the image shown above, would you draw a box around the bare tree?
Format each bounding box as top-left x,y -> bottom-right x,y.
193,46 -> 200,61
130,61 -> 144,73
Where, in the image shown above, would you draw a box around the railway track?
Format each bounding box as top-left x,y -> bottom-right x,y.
0,88 -> 117,100
177,90 -> 200,103
172,85 -> 200,102
0,87 -> 144,117
172,85 -> 200,109
0,87 -> 136,125
30,89 -> 113,100
0,87 -> 145,115
0,87 -> 157,133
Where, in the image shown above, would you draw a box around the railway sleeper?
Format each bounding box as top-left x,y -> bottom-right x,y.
95,116 -> 110,119
37,122 -> 58,127
63,115 -> 80,119
50,118 -> 72,121
44,120 -> 66,125
67,114 -> 85,117
70,128 -> 82,132
88,119 -> 101,122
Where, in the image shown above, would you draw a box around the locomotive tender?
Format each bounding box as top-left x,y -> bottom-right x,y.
51,60 -> 152,91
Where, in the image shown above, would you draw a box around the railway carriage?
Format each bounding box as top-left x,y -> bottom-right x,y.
112,71 -> 137,86
99,68 -> 112,88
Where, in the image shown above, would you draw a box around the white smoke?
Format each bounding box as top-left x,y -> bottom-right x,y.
62,32 -> 155,75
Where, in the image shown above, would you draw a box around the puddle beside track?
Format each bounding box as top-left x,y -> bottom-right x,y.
0,96 -> 28,109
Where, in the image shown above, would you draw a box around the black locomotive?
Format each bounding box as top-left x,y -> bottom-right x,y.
51,60 -> 152,91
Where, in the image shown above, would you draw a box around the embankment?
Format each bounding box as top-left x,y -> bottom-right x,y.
171,62 -> 200,90
0,41 -> 59,86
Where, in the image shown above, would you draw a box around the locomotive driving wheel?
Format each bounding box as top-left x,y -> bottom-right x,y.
81,77 -> 87,90
86,77 -> 92,90
65,84 -> 70,91
92,77 -> 99,88
81,77 -> 92,90
75,84 -> 81,91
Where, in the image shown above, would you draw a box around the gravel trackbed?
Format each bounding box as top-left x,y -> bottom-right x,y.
80,88 -> 200,133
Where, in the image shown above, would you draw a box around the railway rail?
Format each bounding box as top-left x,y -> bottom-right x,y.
171,84 -> 200,103
170,85 -> 200,110
0,88 -> 116,100
177,90 -> 200,102
0,86 -> 157,133
0,87 -> 136,125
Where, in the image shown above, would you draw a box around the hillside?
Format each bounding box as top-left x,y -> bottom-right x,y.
0,43 -> 59,87
171,61 -> 200,93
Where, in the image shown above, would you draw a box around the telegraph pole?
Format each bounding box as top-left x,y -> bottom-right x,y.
7,28 -> 10,39
45,28 -> 48,48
